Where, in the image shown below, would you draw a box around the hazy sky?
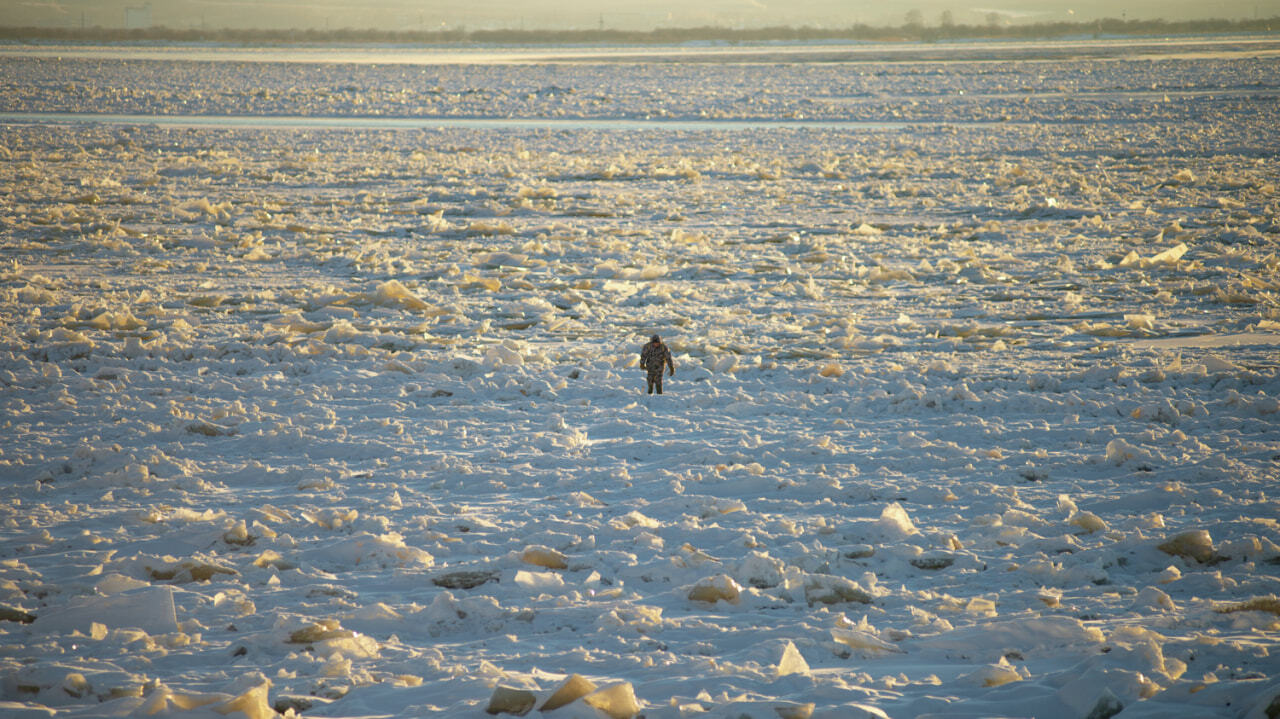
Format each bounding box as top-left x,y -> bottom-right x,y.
4,0 -> 1278,31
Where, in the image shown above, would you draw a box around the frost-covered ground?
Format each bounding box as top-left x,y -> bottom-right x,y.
1,41 -> 1279,719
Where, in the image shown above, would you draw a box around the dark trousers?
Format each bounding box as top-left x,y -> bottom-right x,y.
646,371 -> 664,394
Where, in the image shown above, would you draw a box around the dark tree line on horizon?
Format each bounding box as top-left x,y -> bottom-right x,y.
0,16 -> 1276,45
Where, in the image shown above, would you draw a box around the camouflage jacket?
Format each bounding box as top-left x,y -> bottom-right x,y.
640,341 -> 674,374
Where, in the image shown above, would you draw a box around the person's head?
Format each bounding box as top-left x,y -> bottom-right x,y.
650,334 -> 661,343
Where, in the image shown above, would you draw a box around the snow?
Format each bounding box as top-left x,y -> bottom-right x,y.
1,38 -> 1279,719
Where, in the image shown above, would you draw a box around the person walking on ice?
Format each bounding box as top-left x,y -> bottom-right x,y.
640,334 -> 675,394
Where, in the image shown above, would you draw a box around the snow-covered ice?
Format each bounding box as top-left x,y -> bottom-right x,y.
1,39 -> 1279,719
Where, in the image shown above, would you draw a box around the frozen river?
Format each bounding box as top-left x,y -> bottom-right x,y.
0,112 -> 936,131
1,37 -> 1278,719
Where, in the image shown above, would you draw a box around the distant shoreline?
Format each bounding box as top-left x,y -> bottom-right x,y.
0,16 -> 1276,48
3,35 -> 1278,66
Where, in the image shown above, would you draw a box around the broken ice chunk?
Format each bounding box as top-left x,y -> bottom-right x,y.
299,532 -> 433,571
371,280 -> 439,312
804,575 -> 872,606
147,558 -> 238,583
520,545 -> 568,570
1068,512 -> 1109,534
285,618 -> 378,659
960,657 -> 1024,687
966,596 -> 998,617
485,342 -> 525,368
688,574 -> 743,605
1118,242 -> 1188,269
475,251 -> 528,268
1214,597 -> 1280,616
486,686 -> 536,716
610,511 -> 660,530
776,641 -> 810,678
1158,530 -> 1217,564
252,550 -> 297,571
513,570 -> 564,591
874,503 -> 918,539
287,618 -> 353,644
1125,314 -> 1156,330
818,363 -> 844,378
831,626 -> 900,655
1201,355 -> 1243,374
34,586 -> 178,635
539,674 -> 597,712
1131,586 -> 1177,612
0,605 -> 36,624
774,703 -> 816,719
94,573 -> 149,595
733,551 -> 786,588
583,683 -> 641,719
186,419 -> 237,437
1104,438 -> 1155,466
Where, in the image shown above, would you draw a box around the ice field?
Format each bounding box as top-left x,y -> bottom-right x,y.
1,38 -> 1279,718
